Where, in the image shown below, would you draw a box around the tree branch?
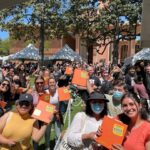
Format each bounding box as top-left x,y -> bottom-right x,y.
96,40 -> 113,55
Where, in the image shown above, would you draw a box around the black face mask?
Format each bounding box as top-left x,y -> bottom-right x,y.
19,101 -> 30,107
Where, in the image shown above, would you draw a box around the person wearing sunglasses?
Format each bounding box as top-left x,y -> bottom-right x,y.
30,76 -> 45,106
0,79 -> 11,115
29,75 -> 47,150
0,93 -> 51,150
0,79 -> 11,101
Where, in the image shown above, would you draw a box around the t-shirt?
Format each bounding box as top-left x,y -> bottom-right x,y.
123,121 -> 150,150
105,94 -> 122,117
133,83 -> 149,99
1,112 -> 35,150
50,89 -> 59,110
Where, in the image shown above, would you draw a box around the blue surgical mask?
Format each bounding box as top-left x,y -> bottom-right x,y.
90,103 -> 104,114
113,91 -> 124,101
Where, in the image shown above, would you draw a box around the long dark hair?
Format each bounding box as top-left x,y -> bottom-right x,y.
85,100 -> 108,118
0,79 -> 11,102
121,92 -> 148,121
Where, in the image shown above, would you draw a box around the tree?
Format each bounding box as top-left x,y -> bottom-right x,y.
63,0 -> 99,63
0,0 -> 66,64
63,0 -> 142,64
0,0 -> 143,64
0,38 -> 11,55
97,0 -> 142,64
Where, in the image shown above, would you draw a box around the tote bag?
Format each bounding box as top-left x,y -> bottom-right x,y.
56,112 -> 86,150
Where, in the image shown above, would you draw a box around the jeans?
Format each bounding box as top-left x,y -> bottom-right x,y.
45,117 -> 61,148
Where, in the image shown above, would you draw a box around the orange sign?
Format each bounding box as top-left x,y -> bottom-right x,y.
58,87 -> 71,101
96,116 -> 127,150
72,69 -> 88,87
32,100 -> 56,124
39,93 -> 50,102
65,67 -> 73,75
0,100 -> 7,109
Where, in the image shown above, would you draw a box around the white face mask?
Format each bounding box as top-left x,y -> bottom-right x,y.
90,103 -> 104,114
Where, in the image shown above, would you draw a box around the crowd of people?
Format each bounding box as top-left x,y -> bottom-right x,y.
0,59 -> 150,150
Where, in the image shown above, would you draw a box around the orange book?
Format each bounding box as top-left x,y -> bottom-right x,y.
0,100 -> 7,108
65,67 -> 73,75
72,68 -> 89,87
39,93 -> 50,102
96,116 -> 127,150
58,87 -> 71,101
32,100 -> 56,124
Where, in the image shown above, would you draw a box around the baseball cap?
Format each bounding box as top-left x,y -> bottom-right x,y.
18,93 -> 33,104
88,91 -> 109,102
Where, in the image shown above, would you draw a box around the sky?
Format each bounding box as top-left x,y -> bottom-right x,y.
0,31 -> 9,40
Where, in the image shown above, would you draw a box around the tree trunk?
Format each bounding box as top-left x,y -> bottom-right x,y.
112,40 -> 119,65
88,45 -> 93,64
39,19 -> 45,66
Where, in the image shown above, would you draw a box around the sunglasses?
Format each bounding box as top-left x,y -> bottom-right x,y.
36,82 -> 44,85
2,83 -> 9,87
19,101 -> 30,107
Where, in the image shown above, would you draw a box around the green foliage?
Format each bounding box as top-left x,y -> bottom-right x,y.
97,0 -> 142,64
0,0 -> 65,40
0,0 -> 67,63
0,0 -> 143,64
0,39 -> 10,55
63,0 -> 142,64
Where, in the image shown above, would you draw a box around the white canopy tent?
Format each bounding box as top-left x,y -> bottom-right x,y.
132,48 -> 150,65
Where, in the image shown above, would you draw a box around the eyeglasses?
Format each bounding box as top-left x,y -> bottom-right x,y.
36,82 -> 44,85
19,101 -> 30,107
1,83 -> 9,87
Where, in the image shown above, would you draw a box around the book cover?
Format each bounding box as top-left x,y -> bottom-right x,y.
65,67 -> 73,75
32,100 -> 56,124
58,87 -> 71,101
72,68 -> 88,87
96,116 -> 127,150
39,93 -> 50,103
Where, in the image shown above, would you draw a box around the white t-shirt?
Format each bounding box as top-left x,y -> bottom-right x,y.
49,89 -> 59,110
67,112 -> 102,150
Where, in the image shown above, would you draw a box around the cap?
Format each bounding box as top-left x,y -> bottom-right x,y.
88,92 -> 109,102
18,93 -> 33,104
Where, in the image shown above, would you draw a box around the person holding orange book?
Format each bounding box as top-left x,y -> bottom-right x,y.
67,91 -> 109,150
0,93 -> 52,150
112,93 -> 150,150
29,75 -> 48,150
45,76 -> 63,150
